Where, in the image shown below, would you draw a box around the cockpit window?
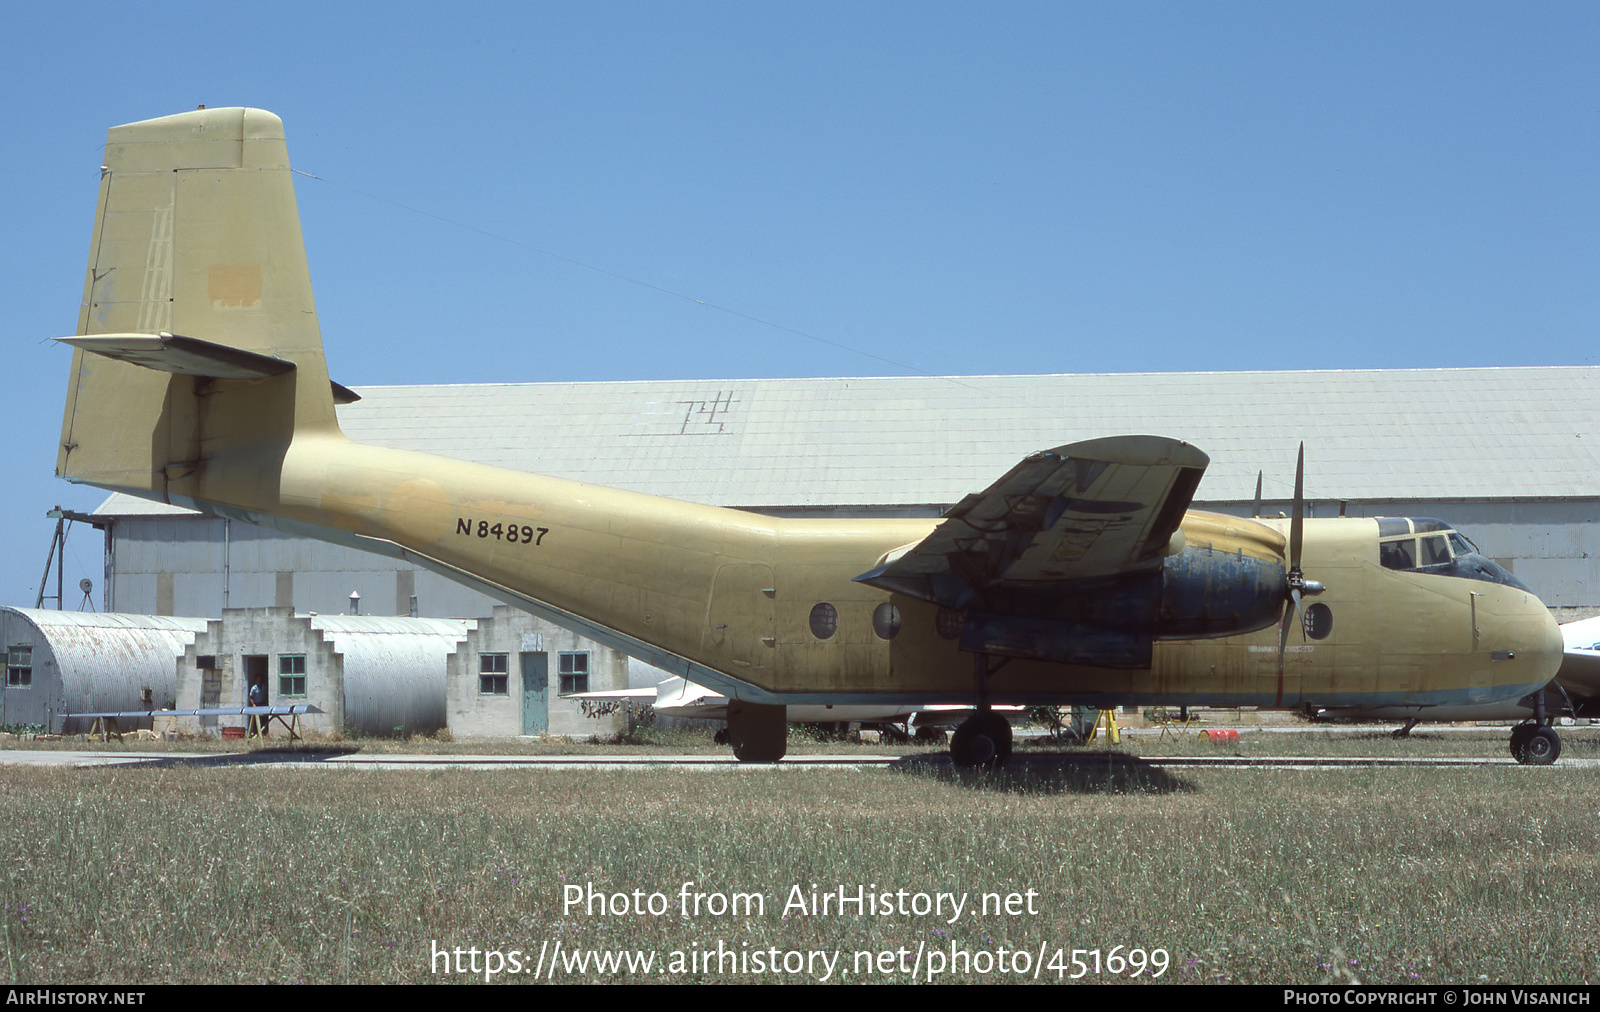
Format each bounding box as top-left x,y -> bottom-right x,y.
1448,531 -> 1478,556
1380,539 -> 1415,570
1420,535 -> 1451,567
1376,518 -> 1411,538
1374,518 -> 1531,592
1378,518 -> 1458,572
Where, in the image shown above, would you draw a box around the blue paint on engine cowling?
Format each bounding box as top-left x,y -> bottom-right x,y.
1156,544 -> 1286,638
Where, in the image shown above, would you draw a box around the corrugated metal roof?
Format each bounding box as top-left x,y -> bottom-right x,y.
91,366 -> 1600,514
3,608 -> 208,724
12,609 -> 209,634
303,615 -> 473,736
307,616 -> 473,638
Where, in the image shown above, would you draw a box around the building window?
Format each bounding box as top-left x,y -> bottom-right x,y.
559,652 -> 589,695
479,653 -> 509,695
278,654 -> 306,697
6,646 -> 31,688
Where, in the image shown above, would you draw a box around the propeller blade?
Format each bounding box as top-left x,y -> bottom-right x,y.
1275,600 -> 1292,706
1289,443 -> 1305,571
1252,471 -> 1263,519
1277,443 -> 1310,707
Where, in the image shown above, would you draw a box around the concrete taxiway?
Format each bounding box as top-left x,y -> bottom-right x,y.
4,749 -> 1599,771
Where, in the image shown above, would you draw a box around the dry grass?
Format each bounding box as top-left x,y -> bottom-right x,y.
12,721 -> 1599,760
1,758 -> 1597,984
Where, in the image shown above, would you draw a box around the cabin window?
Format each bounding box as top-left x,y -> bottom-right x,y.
558,652 -> 589,694
872,602 -> 901,640
479,653 -> 509,695
6,646 -> 31,687
1303,603 -> 1334,640
278,654 -> 307,697
809,603 -> 838,640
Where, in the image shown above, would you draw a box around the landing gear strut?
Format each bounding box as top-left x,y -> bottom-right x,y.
950,654 -> 1012,768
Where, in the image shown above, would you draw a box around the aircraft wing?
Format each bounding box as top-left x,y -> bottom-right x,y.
567,687 -> 658,702
854,435 -> 1208,607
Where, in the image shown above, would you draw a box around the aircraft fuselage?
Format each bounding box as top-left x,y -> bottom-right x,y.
132,431 -> 1560,713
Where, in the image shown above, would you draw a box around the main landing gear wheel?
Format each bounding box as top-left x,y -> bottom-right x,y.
727,700 -> 786,763
950,712 -> 1013,768
1510,723 -> 1561,765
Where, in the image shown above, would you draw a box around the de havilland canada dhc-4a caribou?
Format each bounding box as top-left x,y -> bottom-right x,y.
53,109 -> 1566,765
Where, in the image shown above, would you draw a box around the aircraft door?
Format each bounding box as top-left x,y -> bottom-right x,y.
704,564 -> 775,671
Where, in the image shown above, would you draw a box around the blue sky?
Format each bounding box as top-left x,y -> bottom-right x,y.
4,2 -> 1597,608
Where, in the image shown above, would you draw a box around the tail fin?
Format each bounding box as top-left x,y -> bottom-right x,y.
57,107 -> 340,508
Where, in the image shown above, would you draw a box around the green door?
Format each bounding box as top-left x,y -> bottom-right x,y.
521,652 -> 548,735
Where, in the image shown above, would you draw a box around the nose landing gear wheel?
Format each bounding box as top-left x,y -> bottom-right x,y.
950,712 -> 1013,768
1509,722 -> 1561,765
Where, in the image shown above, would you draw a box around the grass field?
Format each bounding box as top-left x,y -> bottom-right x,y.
2,730 -> 1598,985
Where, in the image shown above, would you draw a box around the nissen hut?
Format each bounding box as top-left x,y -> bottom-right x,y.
0,608 -> 207,733
172,608 -> 472,737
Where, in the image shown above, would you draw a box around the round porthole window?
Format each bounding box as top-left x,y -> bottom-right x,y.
1303,602 -> 1333,640
872,602 -> 902,640
809,602 -> 838,640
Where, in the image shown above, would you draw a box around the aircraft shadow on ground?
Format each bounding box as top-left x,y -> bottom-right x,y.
890,750 -> 1197,795
138,745 -> 362,768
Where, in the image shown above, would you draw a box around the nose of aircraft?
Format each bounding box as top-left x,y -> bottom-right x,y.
1537,604 -> 1564,678
1467,585 -> 1564,704
1509,594 -> 1565,688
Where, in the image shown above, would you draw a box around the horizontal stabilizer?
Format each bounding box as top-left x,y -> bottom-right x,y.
61,332 -> 360,402
58,332 -> 294,380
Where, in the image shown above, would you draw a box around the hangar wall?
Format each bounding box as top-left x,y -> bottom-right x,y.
93,497 -> 1600,623
100,515 -> 498,619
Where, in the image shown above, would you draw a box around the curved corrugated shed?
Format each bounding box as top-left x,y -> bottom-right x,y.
1,608 -> 207,732
308,615 -> 472,735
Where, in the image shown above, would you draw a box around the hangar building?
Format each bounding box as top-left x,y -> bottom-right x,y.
74,366 -> 1600,632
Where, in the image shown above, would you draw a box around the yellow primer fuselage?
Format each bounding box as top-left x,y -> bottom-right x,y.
143,429 -> 1551,711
